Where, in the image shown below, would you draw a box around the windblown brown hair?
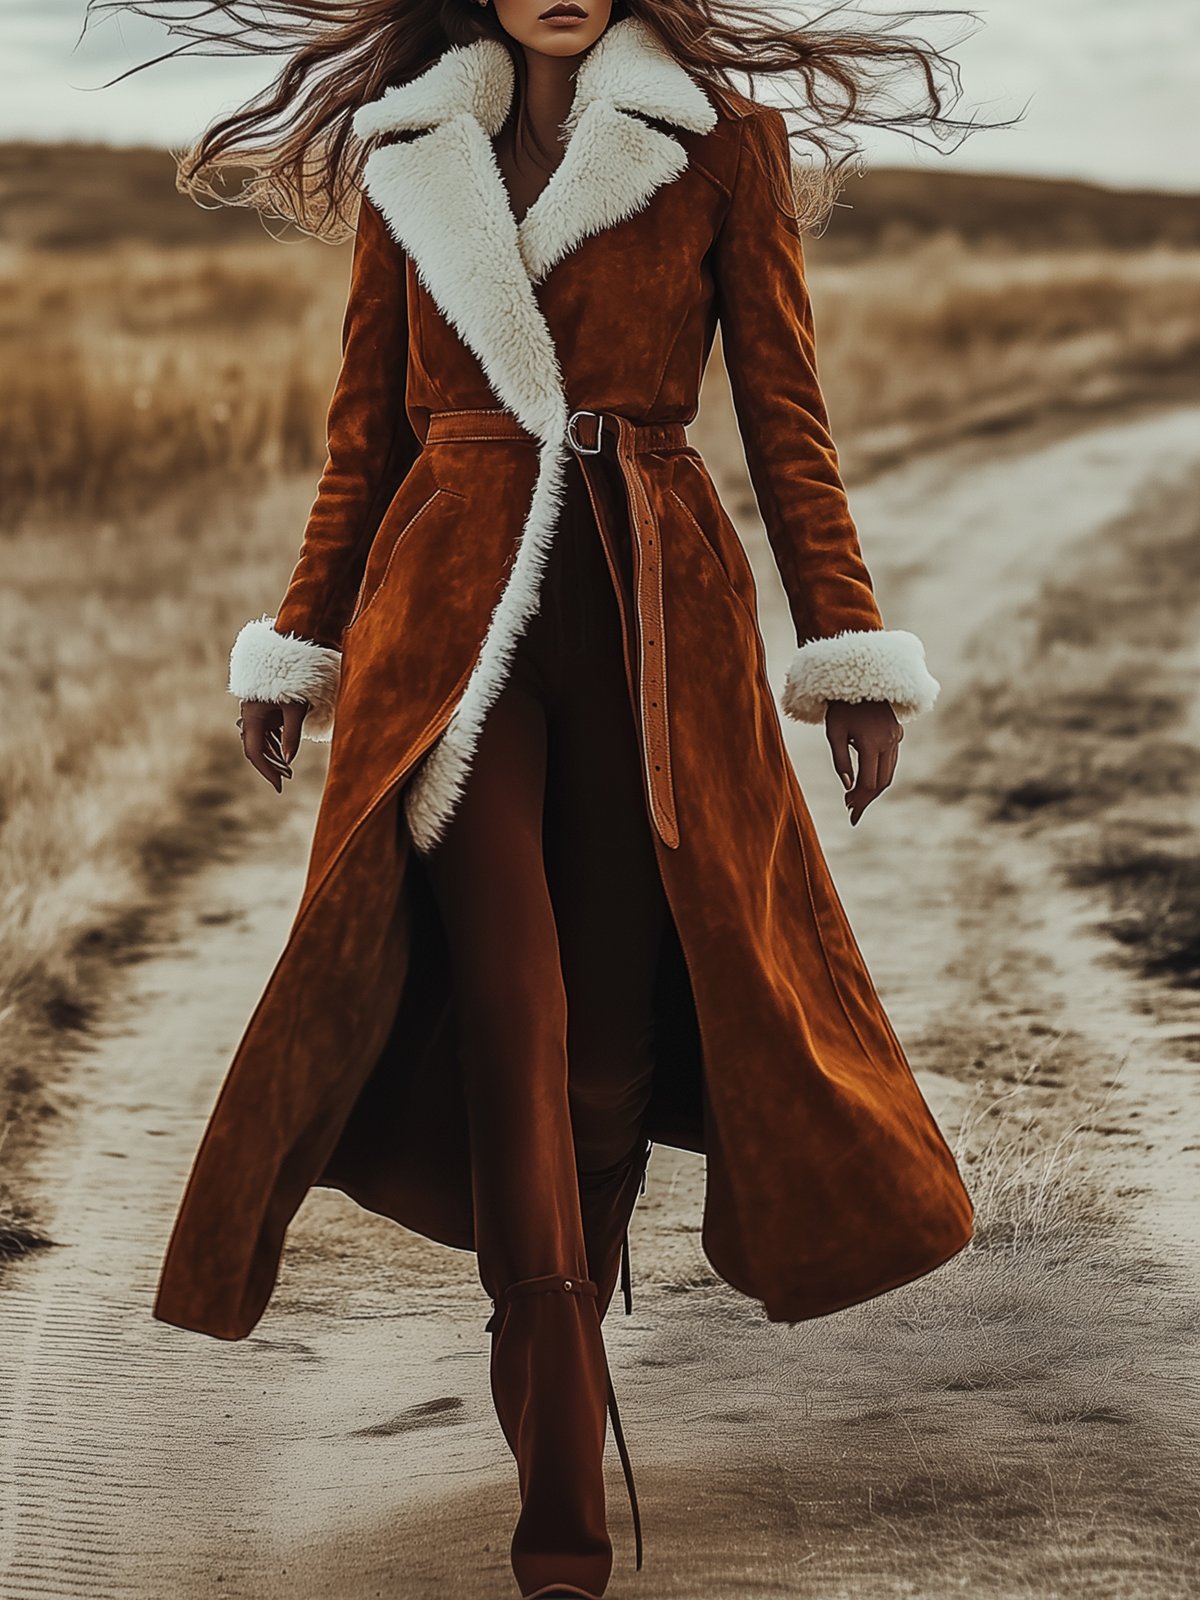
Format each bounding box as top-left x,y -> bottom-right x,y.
80,0 -> 1004,239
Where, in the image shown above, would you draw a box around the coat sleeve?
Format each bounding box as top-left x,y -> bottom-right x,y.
226,191 -> 420,740
711,106 -> 939,723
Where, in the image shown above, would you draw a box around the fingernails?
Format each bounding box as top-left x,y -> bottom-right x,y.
840,771 -> 853,789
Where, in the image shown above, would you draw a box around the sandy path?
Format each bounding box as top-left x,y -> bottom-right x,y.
2,405 -> 1198,1600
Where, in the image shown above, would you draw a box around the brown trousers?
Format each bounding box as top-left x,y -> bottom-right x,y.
423,458 -> 667,1597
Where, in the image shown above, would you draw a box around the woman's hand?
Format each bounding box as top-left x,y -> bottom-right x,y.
237,700 -> 306,792
825,700 -> 903,826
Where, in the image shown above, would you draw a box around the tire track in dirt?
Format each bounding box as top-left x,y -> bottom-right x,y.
2,404 -> 1198,1600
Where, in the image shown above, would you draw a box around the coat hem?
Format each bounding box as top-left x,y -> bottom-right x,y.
153,1216 -> 976,1343
755,1218 -> 975,1324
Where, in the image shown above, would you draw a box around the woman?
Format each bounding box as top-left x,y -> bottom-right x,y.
128,0 -> 982,1593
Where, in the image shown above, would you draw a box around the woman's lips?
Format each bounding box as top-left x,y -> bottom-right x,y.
539,4 -> 587,21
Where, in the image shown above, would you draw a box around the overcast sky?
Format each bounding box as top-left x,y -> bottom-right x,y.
2,2 -> 1196,191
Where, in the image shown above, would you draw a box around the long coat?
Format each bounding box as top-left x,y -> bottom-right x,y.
154,14 -> 973,1342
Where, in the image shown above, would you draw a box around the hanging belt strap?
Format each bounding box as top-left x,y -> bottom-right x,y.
567,409 -> 682,849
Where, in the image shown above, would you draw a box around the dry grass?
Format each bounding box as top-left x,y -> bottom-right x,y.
5,230 -> 1198,524
0,233 -> 349,1237
807,240 -> 1200,474
0,1127 -> 54,1260
0,239 -> 341,526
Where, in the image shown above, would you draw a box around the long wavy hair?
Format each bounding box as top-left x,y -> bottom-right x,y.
79,0 -> 1000,238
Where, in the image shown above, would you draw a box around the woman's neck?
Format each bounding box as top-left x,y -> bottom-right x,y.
519,44 -> 581,148
493,44 -> 585,222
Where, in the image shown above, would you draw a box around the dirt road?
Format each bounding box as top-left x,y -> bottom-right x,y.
2,405 -> 1197,1599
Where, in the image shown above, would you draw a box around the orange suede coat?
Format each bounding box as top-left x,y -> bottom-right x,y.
154,15 -> 973,1341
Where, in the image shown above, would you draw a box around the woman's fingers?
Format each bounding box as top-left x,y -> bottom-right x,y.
848,734 -> 904,823
280,700 -> 307,764
239,702 -> 292,792
826,717 -> 856,792
243,726 -> 283,792
825,701 -> 904,825
846,744 -> 880,825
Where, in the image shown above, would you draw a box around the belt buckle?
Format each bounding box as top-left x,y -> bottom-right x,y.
566,408 -> 605,454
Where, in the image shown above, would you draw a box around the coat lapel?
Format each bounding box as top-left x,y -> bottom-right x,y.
350,14 -> 716,423
348,15 -> 716,853
515,15 -> 718,281
355,102 -> 567,445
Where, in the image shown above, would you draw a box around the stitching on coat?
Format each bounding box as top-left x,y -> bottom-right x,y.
666,486 -> 758,629
345,485 -> 461,632
429,406 -> 515,418
427,434 -> 539,445
648,298 -> 694,408
308,205 -> 421,647
627,445 -> 677,843
410,273 -> 453,411
709,107 -> 751,249
685,151 -> 733,198
778,745 -> 891,1076
307,407 -> 413,647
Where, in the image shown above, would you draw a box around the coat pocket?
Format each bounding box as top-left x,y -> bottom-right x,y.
665,483 -> 760,628
346,473 -> 454,633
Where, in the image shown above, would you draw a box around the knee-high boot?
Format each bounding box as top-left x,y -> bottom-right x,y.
486,1272 -> 639,1599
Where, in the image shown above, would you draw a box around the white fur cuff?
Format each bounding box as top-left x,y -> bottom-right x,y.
227,614 -> 341,741
781,628 -> 940,724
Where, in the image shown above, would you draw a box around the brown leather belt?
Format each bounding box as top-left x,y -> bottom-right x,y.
424,406 -> 687,849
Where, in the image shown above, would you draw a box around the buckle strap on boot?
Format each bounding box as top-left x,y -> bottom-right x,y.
483,1272 -> 597,1332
